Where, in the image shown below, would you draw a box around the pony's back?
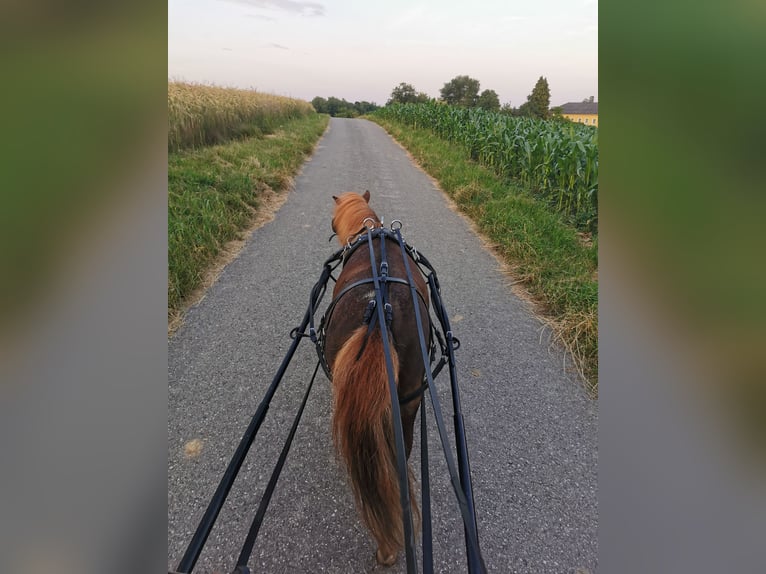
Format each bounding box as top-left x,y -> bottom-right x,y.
325,191 -> 425,565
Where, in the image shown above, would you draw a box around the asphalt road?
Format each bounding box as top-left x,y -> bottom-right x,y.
168,117 -> 598,574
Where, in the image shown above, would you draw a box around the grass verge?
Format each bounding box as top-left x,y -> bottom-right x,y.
369,116 -> 598,393
168,113 -> 329,323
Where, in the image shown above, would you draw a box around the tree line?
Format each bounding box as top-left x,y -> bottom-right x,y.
388,75 -> 558,119
310,96 -> 379,117
314,75 -> 593,120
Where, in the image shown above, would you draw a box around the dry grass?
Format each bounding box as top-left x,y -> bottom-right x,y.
168,81 -> 315,151
370,115 -> 598,392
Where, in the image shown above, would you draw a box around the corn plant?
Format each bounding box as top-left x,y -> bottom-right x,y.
375,102 -> 598,231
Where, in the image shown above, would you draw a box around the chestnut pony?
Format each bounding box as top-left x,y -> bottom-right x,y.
323,191 -> 429,566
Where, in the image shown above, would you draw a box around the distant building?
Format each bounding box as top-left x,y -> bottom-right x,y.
560,102 -> 598,126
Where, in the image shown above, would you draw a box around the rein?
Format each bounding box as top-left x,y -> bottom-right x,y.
174,219 -> 486,574
363,223 -> 419,572
318,222 -> 485,572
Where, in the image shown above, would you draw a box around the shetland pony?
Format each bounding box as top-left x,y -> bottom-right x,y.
323,191 -> 429,566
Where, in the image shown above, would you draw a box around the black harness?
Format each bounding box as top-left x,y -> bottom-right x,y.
174,220 -> 486,574
314,224 -> 437,406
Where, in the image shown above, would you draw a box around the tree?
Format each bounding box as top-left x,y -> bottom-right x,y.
311,96 -> 380,117
354,101 -> 379,115
311,96 -> 328,114
335,105 -> 358,118
326,96 -> 343,117
549,106 -> 565,121
388,82 -> 429,105
440,75 -> 480,107
516,101 -> 532,117
477,89 -> 500,111
527,76 -> 551,119
582,95 -> 595,103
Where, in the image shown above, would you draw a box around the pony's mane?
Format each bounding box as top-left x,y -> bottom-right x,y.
333,193 -> 380,245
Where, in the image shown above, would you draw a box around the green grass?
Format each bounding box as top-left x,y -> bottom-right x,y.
369,116 -> 598,392
168,113 -> 329,318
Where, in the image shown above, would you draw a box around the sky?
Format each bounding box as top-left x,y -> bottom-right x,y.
168,0 -> 597,107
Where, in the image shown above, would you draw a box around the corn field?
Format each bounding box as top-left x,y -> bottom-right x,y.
375,103 -> 598,230
168,81 -> 315,152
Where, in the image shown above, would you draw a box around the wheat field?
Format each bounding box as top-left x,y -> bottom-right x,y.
168,81 -> 315,151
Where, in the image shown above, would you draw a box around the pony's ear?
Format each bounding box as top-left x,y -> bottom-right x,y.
332,195 -> 339,203
363,190 -> 370,203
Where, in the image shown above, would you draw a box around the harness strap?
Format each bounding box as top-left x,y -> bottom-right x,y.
233,360 -> 322,573
177,224 -> 486,573
338,277 -> 407,303
420,400 -> 433,574
322,276 -> 419,335
317,232 -> 429,381
398,356 -> 447,406
379,224 -> 389,282
365,229 -> 418,574
308,253 -> 344,343
362,299 -> 377,325
355,300 -> 379,361
176,262 -> 336,574
393,228 -> 486,573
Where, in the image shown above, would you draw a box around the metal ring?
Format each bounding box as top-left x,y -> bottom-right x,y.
362,217 -> 377,230
391,219 -> 403,231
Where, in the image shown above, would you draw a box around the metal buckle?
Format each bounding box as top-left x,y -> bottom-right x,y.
362,217 -> 377,230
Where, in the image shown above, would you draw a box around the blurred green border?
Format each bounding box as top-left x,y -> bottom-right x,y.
601,1 -> 765,440
0,6 -> 167,334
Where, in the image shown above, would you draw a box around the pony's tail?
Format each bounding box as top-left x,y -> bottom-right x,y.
331,325 -> 416,555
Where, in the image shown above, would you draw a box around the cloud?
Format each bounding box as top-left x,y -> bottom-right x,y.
222,0 -> 324,17
269,43 -> 289,50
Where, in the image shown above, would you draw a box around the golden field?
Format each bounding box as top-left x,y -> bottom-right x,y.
168,81 -> 315,151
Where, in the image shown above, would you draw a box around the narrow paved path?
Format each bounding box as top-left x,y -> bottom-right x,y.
168,118 -> 598,573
